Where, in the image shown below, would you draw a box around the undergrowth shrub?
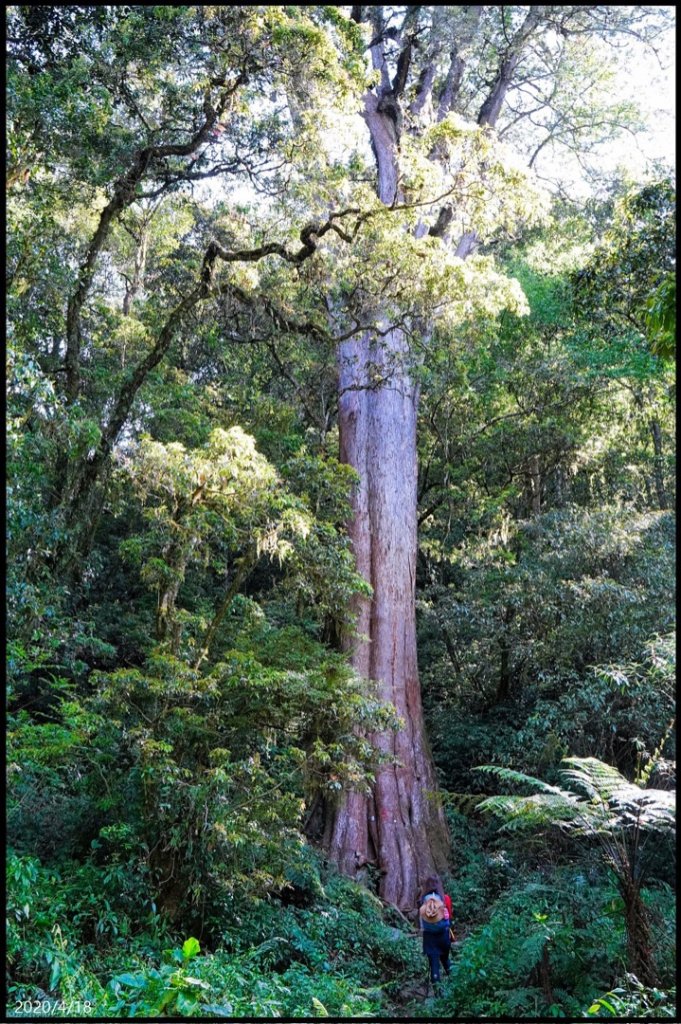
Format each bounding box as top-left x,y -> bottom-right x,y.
7,850 -> 422,1019
444,873 -> 626,1017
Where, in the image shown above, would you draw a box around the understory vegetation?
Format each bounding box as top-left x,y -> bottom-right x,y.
6,5 -> 675,1020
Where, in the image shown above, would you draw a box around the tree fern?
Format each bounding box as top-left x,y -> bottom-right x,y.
475,755 -> 675,986
477,758 -> 674,838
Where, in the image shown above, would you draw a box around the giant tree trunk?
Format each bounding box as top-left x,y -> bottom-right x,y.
322,9 -> 452,911
325,326 -> 449,909
323,2 -> 551,907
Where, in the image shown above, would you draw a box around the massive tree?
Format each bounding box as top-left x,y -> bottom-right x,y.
321,5 -> 672,908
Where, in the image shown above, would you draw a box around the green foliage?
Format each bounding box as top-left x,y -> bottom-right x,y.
7,853 -> 416,1019
477,757 -> 675,840
587,979 -> 676,1018
422,508 -> 675,790
646,273 -> 675,361
477,756 -> 675,990
573,178 -> 675,357
6,5 -> 675,1019
8,636 -> 400,932
517,632 -> 676,781
105,936 -> 208,1017
442,808 -> 516,922
411,860 -> 675,1019
444,878 -> 621,1016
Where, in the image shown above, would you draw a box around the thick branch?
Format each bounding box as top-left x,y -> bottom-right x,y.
63,75 -> 244,404
435,7 -> 483,120
477,7 -> 544,129
56,204 -> 367,549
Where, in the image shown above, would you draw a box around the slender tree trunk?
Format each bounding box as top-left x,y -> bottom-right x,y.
649,417 -> 668,510
497,640 -> 511,703
194,555 -> 254,670
620,876 -> 659,987
122,217 -> 150,320
495,605 -> 515,703
528,453 -> 542,515
61,78 -> 240,406
155,535 -> 201,652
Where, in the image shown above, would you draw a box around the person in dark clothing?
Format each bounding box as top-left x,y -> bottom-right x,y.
418,875 -> 452,987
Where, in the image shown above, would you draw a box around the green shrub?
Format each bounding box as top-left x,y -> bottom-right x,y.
586,978 -> 676,1018
444,873 -> 625,1017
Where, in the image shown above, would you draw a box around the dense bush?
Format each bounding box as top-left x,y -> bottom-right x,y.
7,853 -> 423,1019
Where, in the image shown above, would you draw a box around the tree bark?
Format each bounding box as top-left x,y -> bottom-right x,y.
327,327 -> 449,908
325,3 -> 552,906
122,212 -> 152,320
649,417 -> 668,510
323,5 -> 462,910
495,605 -> 516,703
194,554 -> 254,670
155,535 -> 200,652
620,876 -> 659,987
528,453 -> 542,515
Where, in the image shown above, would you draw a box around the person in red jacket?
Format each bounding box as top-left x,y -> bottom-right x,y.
418,875 -> 452,988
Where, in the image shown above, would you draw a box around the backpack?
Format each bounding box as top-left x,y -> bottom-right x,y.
419,893 -> 446,928
444,894 -> 454,939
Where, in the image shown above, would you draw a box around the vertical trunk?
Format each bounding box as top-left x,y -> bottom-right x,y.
478,7 -> 543,128
327,328 -> 449,909
497,640 -> 511,703
649,417 -> 668,510
450,7 -> 541,260
156,577 -> 183,647
528,453 -> 542,515
643,473 -> 654,508
495,605 -> 515,703
529,942 -> 555,1006
52,280 -> 207,577
477,56 -> 519,128
194,554 -> 254,670
155,537 -> 198,652
122,220 -> 150,319
325,7 -> 450,910
620,876 -> 659,987
325,333 -> 373,877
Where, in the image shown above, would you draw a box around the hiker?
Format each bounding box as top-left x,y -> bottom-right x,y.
418,875 -> 452,989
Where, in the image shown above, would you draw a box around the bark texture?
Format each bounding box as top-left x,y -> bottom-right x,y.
325,4 -> 551,909
328,329 -> 449,908
649,417 -> 668,510
620,877 -> 660,987
323,7 -> 460,909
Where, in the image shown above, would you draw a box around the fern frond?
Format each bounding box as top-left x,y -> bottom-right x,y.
477,756 -> 675,840
560,757 -> 629,800
477,793 -> 580,831
475,764 -> 566,796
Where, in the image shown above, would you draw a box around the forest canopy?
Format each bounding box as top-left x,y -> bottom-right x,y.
6,5 -> 675,1019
